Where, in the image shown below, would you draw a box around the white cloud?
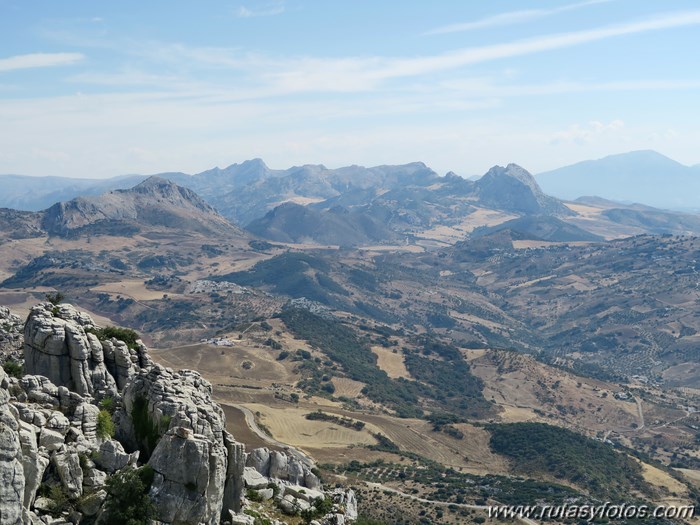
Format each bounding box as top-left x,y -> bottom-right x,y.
551,120 -> 626,145
426,0 -> 612,35
236,2 -> 285,18
0,52 -> 85,72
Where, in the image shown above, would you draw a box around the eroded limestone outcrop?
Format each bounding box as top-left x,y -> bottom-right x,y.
23,303 -> 151,399
117,364 -> 246,524
0,367 -> 24,525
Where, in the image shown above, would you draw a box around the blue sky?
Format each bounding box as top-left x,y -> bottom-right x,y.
1,0 -> 700,178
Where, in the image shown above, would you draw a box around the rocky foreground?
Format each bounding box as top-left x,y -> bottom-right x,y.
0,303 -> 356,525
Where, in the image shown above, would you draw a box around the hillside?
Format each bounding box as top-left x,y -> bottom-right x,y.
471,215 -> 603,242
246,202 -> 399,245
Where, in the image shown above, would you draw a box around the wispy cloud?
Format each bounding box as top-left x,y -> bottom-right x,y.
262,10 -> 700,93
440,78 -> 700,98
236,2 -> 285,18
0,52 -> 85,72
426,0 -> 612,35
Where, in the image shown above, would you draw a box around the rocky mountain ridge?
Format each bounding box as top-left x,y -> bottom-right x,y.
4,158 -> 700,244
0,304 -> 357,524
1,177 -> 245,241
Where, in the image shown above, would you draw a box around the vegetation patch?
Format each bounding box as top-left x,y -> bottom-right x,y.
96,409 -> 116,439
305,410 -> 366,431
89,325 -> 140,350
488,422 -> 650,501
131,395 -> 162,459
280,308 -> 423,418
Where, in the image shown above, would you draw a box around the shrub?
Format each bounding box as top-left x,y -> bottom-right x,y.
99,396 -> 116,414
92,326 -> 140,350
247,489 -> 263,502
96,409 -> 116,439
2,360 -> 23,379
45,291 -> 65,305
47,484 -> 70,517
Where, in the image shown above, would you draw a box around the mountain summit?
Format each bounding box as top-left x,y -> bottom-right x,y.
40,177 -> 242,238
536,150 -> 700,210
475,163 -> 573,216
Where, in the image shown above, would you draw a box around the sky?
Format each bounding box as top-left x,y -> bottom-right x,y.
1,0 -> 700,179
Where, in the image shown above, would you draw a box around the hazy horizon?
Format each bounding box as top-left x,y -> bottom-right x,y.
2,1 -> 700,179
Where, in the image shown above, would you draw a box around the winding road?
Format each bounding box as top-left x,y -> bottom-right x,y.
231,403 -> 316,468
364,482 -> 539,525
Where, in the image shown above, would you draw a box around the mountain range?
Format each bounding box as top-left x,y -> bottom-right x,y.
3,150 -> 700,218
4,156 -> 700,245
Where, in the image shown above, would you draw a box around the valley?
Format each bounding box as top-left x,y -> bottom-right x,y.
2,161 -> 700,524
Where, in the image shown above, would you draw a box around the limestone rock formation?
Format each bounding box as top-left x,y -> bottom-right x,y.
0,367 -> 25,525
23,303 -> 151,398
117,364 -> 246,523
0,306 -> 23,356
246,446 -> 320,490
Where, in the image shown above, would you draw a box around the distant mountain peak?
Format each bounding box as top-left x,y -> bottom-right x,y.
41,178 -> 241,238
477,164 -> 573,217
536,150 -> 697,209
132,175 -> 177,191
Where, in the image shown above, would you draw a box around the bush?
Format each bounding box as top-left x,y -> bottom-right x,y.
102,467 -> 156,525
247,489 -> 263,502
2,360 -> 23,379
92,326 -> 140,350
45,291 -> 65,305
96,409 -> 116,439
47,484 -> 70,517
99,396 -> 117,414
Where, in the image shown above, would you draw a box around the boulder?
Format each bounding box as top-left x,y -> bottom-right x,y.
93,439 -> 134,473
39,427 -> 65,451
243,467 -> 269,489
78,489 -> 106,517
246,447 -> 271,475
52,449 -> 83,499
269,450 -> 288,480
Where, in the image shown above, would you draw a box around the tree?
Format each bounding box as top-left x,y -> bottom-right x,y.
101,467 -> 156,525
45,291 -> 65,305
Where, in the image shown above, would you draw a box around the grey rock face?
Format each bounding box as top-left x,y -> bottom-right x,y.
117,364 -> 246,524
245,447 -> 270,474
23,303 -> 152,398
18,420 -> 49,508
0,368 -> 25,525
52,449 -> 83,499
93,439 -> 136,473
0,306 -> 23,356
248,446 -> 321,490
148,427 -> 228,525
